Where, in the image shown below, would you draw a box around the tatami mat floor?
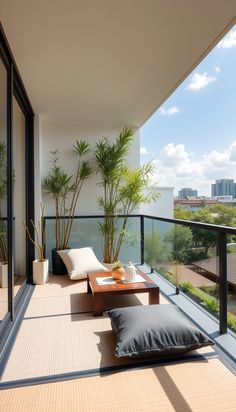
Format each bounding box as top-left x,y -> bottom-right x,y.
0,274 -> 235,411
2,274 -> 169,382
1,358 -> 236,412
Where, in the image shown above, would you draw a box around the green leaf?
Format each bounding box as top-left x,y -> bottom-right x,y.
73,140 -> 91,157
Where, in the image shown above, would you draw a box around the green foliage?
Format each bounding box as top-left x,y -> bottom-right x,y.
202,296 -> 219,313
0,219 -> 7,263
227,312 -> 236,332
175,204 -> 236,228
113,260 -> 123,269
200,284 -> 219,298
190,209 -> 217,254
158,268 -> 236,332
165,224 -> 193,264
144,231 -> 171,267
180,281 -> 194,293
96,127 -> 158,263
23,203 -> 46,262
180,280 -> 220,314
158,269 -> 175,284
209,204 -> 236,227
174,209 -> 193,220
42,143 -> 92,250
175,205 -> 236,252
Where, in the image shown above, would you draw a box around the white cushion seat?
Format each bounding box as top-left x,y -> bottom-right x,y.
57,247 -> 108,280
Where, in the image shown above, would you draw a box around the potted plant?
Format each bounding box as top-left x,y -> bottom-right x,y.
23,203 -> 49,285
0,224 -> 8,288
42,141 -> 92,274
111,261 -> 125,280
95,126 -> 158,266
0,141 -> 8,288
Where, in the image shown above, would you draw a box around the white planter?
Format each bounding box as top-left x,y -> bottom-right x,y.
0,263 -> 8,288
33,259 -> 49,285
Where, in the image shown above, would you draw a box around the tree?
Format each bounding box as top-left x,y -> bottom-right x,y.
95,127 -> 158,263
144,231 -> 171,268
42,142 -> 92,250
191,208 -> 217,254
174,208 -> 194,220
209,204 -> 235,227
165,225 -> 193,264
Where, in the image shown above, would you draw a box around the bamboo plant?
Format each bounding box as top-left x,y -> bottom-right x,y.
42,141 -> 92,250
0,141 -> 7,263
23,203 -> 46,262
95,127 -> 158,264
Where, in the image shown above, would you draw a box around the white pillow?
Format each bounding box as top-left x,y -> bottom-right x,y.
57,247 -> 108,280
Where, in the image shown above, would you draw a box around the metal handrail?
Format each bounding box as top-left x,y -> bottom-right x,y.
44,213 -> 236,334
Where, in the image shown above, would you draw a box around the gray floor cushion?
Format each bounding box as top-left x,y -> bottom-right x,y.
108,304 -> 214,358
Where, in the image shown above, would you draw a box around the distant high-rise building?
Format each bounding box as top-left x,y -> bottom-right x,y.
211,179 -> 236,198
178,188 -> 198,199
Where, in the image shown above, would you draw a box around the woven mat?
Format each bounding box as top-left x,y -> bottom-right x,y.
1,275 -> 216,388
1,358 -> 236,412
25,274 -> 167,318
1,309 -> 215,383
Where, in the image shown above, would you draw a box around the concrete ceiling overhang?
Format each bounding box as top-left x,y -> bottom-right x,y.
0,1 -> 236,127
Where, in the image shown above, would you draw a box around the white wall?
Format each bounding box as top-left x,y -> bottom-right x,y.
37,119 -> 140,216
141,187 -> 174,219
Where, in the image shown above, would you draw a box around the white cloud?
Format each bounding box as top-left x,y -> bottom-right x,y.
217,29 -> 236,49
160,143 -> 190,167
140,147 -> 149,155
228,141 -> 236,161
187,72 -> 216,91
214,66 -> 221,73
159,106 -> 180,116
148,140 -> 236,196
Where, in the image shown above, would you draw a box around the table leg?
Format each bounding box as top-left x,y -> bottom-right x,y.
149,288 -> 159,304
93,293 -> 103,316
87,279 -> 92,294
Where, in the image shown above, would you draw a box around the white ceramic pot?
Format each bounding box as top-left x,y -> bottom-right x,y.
125,262 -> 136,282
33,259 -> 49,285
0,263 -> 8,288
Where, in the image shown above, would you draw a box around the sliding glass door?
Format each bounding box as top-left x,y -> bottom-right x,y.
0,24 -> 34,335
0,57 -> 8,322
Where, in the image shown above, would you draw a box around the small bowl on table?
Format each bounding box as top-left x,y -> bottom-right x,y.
111,267 -> 125,280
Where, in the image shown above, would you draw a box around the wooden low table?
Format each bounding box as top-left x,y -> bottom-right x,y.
87,271 -> 160,316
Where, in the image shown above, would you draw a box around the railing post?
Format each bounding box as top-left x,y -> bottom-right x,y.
140,215 -> 144,265
218,232 -> 227,334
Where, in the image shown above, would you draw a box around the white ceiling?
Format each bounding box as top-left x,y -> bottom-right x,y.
0,1 -> 235,127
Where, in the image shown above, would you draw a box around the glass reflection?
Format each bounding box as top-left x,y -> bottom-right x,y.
13,97 -> 26,296
0,59 -> 8,320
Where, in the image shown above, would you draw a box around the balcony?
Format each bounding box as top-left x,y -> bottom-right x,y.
1,2 -> 236,410
1,214 -> 236,411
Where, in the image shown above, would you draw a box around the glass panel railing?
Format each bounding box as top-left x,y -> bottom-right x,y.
45,214 -> 236,335
177,226 -> 219,320
227,236 -> 236,334
144,217 -> 221,321
45,216 -> 141,270
144,217 -> 176,286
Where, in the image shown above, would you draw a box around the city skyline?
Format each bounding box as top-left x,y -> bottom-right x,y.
140,26 -> 236,197
177,179 -> 236,199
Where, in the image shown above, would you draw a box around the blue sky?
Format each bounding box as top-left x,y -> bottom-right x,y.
140,26 -> 236,197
